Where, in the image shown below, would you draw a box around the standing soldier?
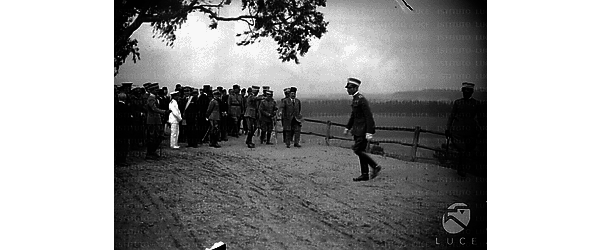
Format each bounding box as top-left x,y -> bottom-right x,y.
244,86 -> 260,148
258,90 -> 278,145
179,86 -> 191,143
115,92 -> 133,165
199,85 -> 212,144
145,83 -> 170,159
445,82 -> 483,177
184,88 -> 200,147
242,87 -> 252,135
206,89 -> 222,148
228,85 -> 243,138
278,88 -> 291,145
129,86 -> 146,149
157,86 -> 169,128
219,87 -> 229,142
343,77 -> 382,182
281,86 -> 303,148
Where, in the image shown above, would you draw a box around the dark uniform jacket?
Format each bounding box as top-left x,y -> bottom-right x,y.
447,97 -> 483,138
115,101 -> 133,138
346,93 -> 375,136
206,98 -> 221,121
146,94 -> 167,125
258,99 -> 278,123
228,94 -> 243,117
198,93 -> 210,121
184,95 -> 199,125
244,95 -> 258,118
281,98 -> 303,130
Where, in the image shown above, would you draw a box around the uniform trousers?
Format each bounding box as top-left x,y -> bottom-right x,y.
352,135 -> 378,175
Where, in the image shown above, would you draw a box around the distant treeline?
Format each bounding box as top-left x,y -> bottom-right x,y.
302,99 -> 487,117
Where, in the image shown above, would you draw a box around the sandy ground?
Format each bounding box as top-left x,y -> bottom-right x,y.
115,136 -> 486,249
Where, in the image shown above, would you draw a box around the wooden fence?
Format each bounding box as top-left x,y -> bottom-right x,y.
275,118 -> 449,162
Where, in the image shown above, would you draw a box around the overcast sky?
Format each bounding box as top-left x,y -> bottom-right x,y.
114,0 -> 486,96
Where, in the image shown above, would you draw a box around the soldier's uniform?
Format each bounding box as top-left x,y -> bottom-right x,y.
218,86 -> 229,141
344,78 -> 381,181
129,86 -> 147,149
145,83 -> 169,159
446,82 -> 483,176
244,86 -> 260,148
258,90 -> 278,144
206,90 -> 222,148
198,85 -> 212,144
279,88 -> 291,144
228,85 -> 243,137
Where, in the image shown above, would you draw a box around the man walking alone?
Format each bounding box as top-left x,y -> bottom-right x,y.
343,77 -> 382,181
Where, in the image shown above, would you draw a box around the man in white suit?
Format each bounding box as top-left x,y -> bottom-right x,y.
168,91 -> 183,149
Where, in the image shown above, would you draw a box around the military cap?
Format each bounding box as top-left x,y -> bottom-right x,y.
262,86 -> 270,90
290,86 -> 297,93
175,84 -> 183,91
265,90 -> 273,96
252,85 -> 260,90
461,82 -> 475,89
283,87 -> 291,93
345,77 -> 361,88
132,86 -> 144,94
192,88 -> 199,94
233,84 -> 240,89
217,86 -> 223,91
143,82 -> 152,89
121,82 -> 133,88
212,89 -> 221,95
170,91 -> 180,96
147,82 -> 160,92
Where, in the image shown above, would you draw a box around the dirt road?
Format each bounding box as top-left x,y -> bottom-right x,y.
115,137 -> 486,249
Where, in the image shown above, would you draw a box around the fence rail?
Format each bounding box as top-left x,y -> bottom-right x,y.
280,118 -> 449,162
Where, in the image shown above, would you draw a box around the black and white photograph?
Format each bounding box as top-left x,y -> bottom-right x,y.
113,0 -> 486,249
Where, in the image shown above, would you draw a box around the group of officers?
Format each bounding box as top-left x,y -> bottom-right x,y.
114,82 -> 304,164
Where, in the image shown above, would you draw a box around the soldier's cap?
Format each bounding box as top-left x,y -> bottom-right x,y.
182,86 -> 192,92
192,88 -> 199,94
290,86 -> 297,93
233,84 -> 240,89
131,87 -> 145,94
345,77 -> 361,88
283,87 -> 291,93
121,82 -> 133,88
217,86 -> 223,91
175,84 -> 183,90
170,91 -> 180,96
147,82 -> 160,91
212,89 -> 221,95
262,86 -> 270,90
265,90 -> 273,95
143,82 -> 152,88
252,85 -> 260,90
461,82 -> 475,89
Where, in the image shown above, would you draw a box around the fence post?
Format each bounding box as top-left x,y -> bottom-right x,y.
411,126 -> 421,162
325,120 -> 331,146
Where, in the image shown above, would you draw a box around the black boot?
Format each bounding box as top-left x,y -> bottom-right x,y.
353,174 -> 369,182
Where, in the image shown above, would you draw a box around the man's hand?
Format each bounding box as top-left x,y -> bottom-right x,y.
343,128 -> 350,135
366,133 -> 373,140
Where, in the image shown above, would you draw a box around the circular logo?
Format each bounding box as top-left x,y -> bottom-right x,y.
442,203 -> 470,234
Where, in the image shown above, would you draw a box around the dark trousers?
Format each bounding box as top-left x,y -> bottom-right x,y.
260,119 -> 274,143
200,118 -> 209,143
114,134 -> 129,164
209,120 -> 220,146
245,117 -> 256,144
353,135 -> 377,175
285,119 -> 302,146
146,124 -> 164,155
220,115 -> 228,140
187,121 -> 199,146
452,136 -> 477,174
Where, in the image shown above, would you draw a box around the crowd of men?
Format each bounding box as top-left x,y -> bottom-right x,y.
114,82 -> 304,165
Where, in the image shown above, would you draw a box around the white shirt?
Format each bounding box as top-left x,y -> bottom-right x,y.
168,100 -> 182,123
